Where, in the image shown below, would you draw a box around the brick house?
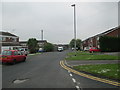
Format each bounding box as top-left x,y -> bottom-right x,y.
82,26 -> 120,50
0,31 -> 20,53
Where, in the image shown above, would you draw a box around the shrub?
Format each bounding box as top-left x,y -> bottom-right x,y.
99,36 -> 120,52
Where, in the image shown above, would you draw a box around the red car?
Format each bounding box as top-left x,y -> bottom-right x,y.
89,47 -> 101,53
0,50 -> 26,64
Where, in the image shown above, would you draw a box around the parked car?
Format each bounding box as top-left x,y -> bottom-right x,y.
0,50 -> 26,64
84,47 -> 90,51
18,48 -> 29,56
38,48 -> 44,52
89,47 -> 101,53
71,47 -> 78,51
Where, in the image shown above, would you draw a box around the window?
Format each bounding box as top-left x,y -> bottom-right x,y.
2,51 -> 12,55
14,38 -> 17,42
14,51 -> 18,55
0,36 -> 2,41
12,38 -> 17,42
97,37 -> 99,40
17,51 -> 22,55
2,37 -> 6,41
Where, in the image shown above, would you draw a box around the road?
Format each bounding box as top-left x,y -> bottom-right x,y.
2,50 -> 119,90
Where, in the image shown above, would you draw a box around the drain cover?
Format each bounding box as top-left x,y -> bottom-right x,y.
13,78 -> 29,84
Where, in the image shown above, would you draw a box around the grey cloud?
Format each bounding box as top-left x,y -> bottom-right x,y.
2,2 -> 118,44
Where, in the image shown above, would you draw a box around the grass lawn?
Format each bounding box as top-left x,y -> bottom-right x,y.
73,64 -> 120,80
66,51 -> 119,60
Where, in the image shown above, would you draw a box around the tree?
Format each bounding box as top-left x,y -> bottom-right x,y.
27,38 -> 39,53
43,42 -> 54,52
69,39 -> 82,50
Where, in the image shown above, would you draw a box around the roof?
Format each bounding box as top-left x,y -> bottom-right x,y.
82,26 -> 120,41
0,31 -> 18,37
20,40 -> 47,43
97,26 -> 120,37
37,40 -> 47,43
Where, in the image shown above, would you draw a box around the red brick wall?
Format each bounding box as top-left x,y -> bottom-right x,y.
92,37 -> 97,47
105,29 -> 119,37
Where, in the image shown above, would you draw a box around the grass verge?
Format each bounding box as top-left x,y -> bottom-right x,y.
66,51 -> 119,60
73,64 -> 120,80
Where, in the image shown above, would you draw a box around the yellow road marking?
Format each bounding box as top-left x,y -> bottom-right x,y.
60,60 -> 120,87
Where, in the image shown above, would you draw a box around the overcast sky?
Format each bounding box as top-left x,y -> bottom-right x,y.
1,1 -> 118,44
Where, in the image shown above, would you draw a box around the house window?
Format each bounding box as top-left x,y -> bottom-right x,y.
97,37 -> 99,41
15,38 -> 17,42
13,38 -> 17,42
0,36 -> 2,41
2,37 -> 6,41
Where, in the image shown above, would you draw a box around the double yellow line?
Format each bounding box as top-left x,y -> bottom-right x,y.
60,60 -> 120,87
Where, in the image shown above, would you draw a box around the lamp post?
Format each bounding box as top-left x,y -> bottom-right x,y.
41,30 -> 43,40
71,4 -> 77,52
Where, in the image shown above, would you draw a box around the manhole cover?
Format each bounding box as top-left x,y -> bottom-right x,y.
13,78 -> 29,84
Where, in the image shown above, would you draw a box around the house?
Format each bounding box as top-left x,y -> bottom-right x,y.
37,40 -> 47,48
0,31 -> 20,53
82,26 -> 120,50
20,40 -> 47,48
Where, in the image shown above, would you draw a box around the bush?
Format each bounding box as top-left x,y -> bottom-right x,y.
99,36 -> 120,52
44,43 -> 54,52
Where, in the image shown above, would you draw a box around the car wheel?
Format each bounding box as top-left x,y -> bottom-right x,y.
23,57 -> 26,62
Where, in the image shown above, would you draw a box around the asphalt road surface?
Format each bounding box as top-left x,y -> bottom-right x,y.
2,50 -> 119,90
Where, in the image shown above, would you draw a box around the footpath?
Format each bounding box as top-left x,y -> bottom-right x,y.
65,60 -> 120,67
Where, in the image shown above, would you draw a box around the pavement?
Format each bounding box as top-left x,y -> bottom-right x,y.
98,52 -> 119,56
65,60 -> 120,67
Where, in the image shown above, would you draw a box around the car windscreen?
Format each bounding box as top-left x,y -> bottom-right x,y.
2,51 -> 12,55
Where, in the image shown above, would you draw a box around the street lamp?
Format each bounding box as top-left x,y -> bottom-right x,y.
71,4 -> 77,52
41,30 -> 43,40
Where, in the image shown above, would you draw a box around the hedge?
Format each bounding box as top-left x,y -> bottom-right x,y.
99,36 -> 120,52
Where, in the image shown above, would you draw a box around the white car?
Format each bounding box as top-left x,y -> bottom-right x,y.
19,48 -> 29,56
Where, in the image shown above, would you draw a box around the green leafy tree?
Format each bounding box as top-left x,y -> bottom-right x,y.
44,42 -> 54,52
69,39 -> 82,50
27,38 -> 39,53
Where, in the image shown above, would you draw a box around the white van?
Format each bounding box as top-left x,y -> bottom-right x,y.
57,46 -> 63,52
